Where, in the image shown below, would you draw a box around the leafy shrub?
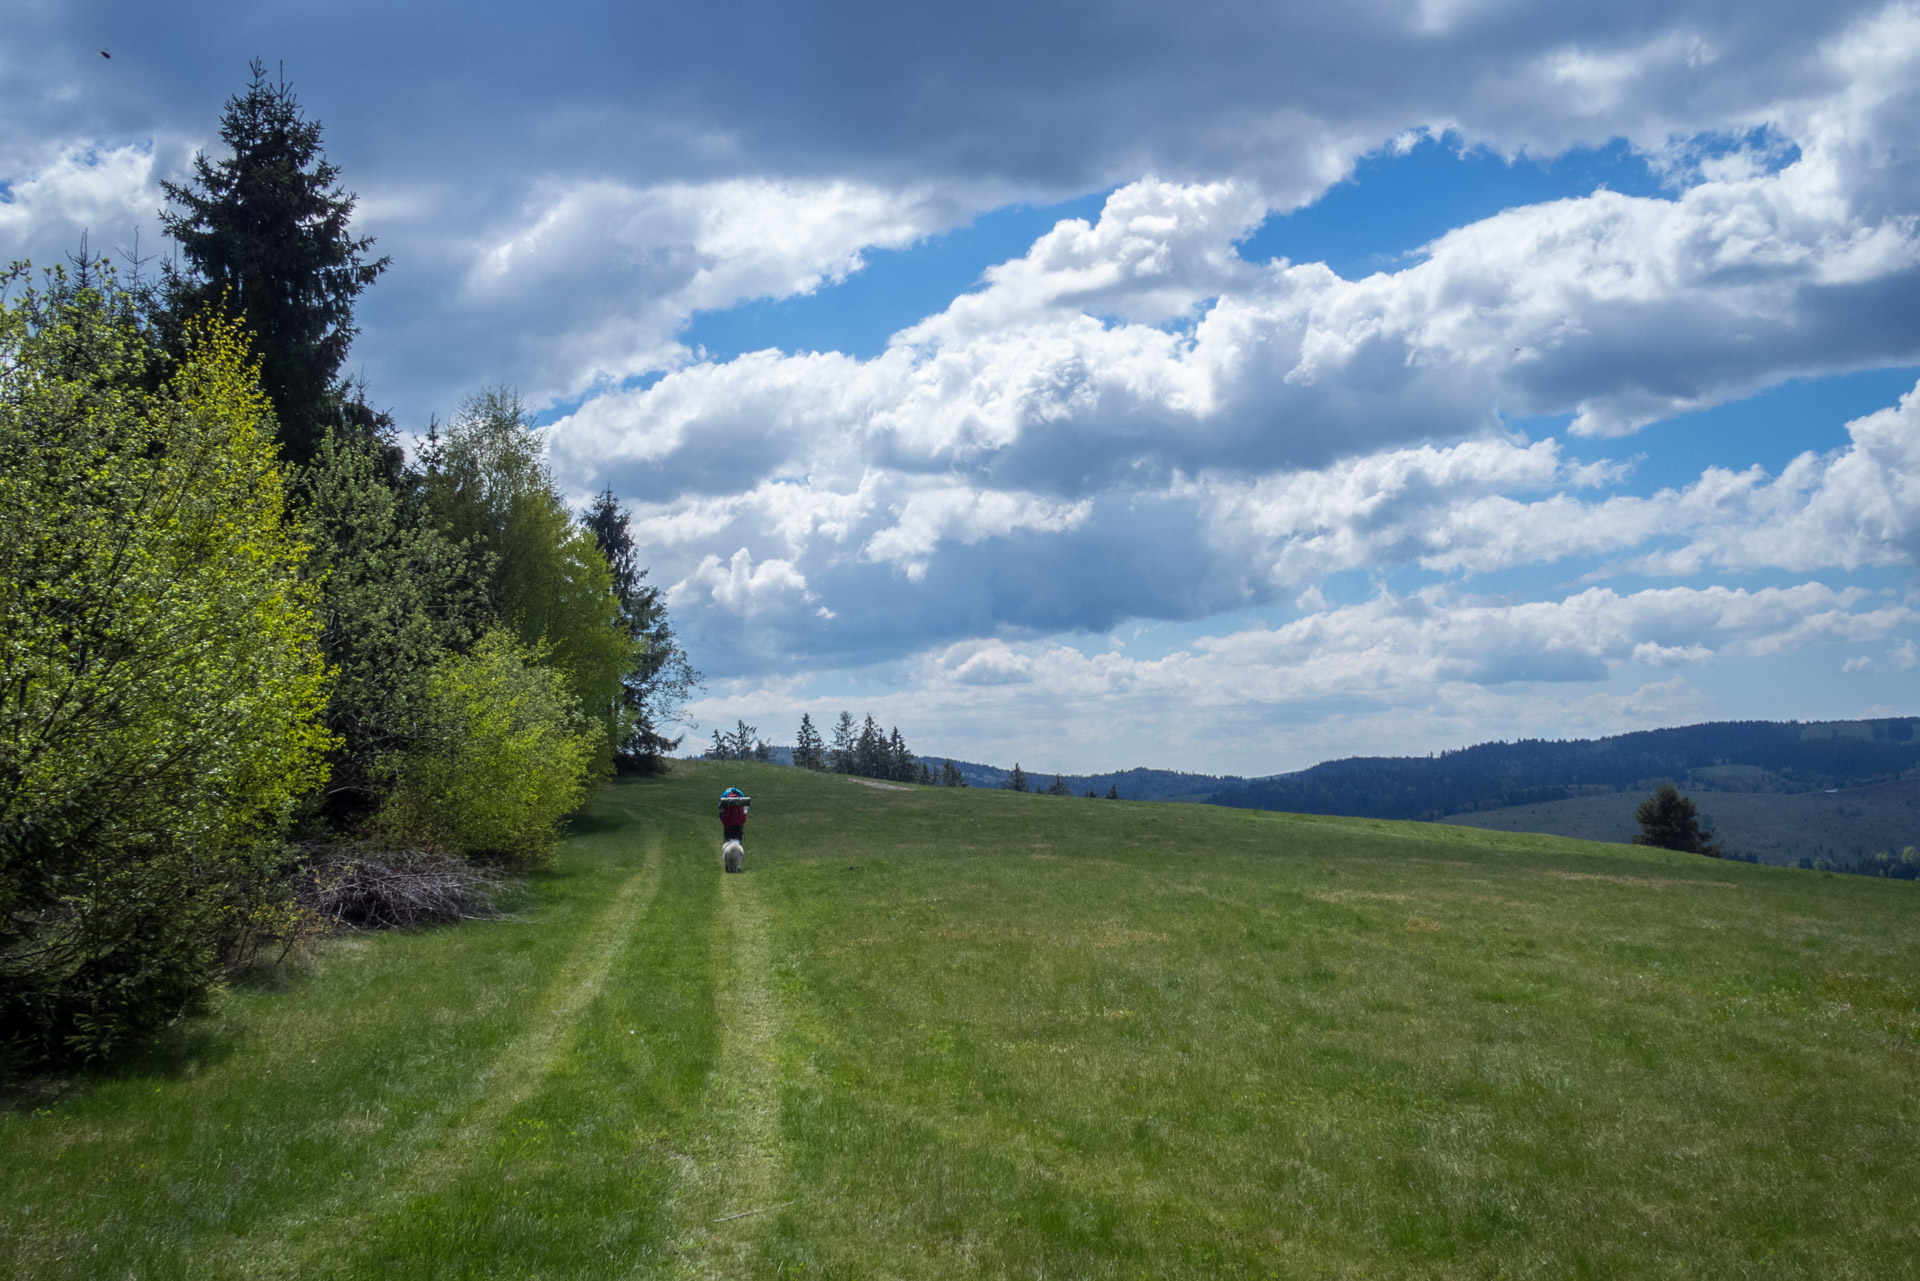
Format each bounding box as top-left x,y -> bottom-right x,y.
376,630 -> 598,863
0,278 -> 333,1068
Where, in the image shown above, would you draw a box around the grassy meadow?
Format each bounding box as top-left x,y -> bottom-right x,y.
5,761 -> 1920,1278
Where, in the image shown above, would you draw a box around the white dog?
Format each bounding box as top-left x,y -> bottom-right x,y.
722,839 -> 744,873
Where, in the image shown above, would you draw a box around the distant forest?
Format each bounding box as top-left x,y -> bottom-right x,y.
1208,718 -> 1920,821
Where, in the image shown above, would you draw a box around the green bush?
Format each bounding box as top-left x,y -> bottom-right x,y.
0,277 -> 333,1068
423,390 -> 639,779
377,630 -> 599,863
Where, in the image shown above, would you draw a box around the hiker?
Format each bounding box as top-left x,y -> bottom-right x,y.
718,787 -> 750,872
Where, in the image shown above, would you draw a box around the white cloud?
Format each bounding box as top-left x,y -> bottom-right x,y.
670,547 -> 813,617
458,178 -> 964,402
0,142 -> 162,266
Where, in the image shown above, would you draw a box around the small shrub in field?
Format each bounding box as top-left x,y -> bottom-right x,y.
1633,781 -> 1723,856
377,630 -> 599,863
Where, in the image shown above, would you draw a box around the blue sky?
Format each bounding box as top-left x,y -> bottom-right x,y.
4,1 -> 1918,773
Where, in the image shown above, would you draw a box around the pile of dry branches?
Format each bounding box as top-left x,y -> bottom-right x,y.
294,844 -> 514,930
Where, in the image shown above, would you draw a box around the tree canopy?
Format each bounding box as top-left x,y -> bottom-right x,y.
160,59 -> 389,464
0,276 -> 332,1064
1633,783 -> 1722,856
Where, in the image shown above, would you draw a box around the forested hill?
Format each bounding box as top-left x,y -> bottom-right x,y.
1209,718 -> 1920,821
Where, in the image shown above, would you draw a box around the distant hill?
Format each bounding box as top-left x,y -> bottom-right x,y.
1210,718 -> 1920,822
1443,775 -> 1920,871
736,717 -> 1920,851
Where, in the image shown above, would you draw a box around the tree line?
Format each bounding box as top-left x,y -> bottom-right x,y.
0,63 -> 693,1072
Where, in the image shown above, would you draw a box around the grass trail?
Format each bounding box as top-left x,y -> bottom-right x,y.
6,761 -> 1920,1277
254,830 -> 664,1276
658,851 -> 788,1278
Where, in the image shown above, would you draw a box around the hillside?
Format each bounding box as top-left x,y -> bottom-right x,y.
10,763 -> 1917,1277
1210,716 -> 1920,820
1444,775 -> 1920,869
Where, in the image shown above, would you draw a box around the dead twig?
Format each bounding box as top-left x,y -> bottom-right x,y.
713,1200 -> 795,1222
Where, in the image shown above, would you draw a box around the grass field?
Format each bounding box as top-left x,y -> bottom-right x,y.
6,761 -> 1920,1278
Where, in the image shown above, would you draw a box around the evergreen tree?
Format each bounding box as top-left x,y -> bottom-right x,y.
706,728 -> 732,760
793,713 -> 826,770
887,727 -> 912,781
295,429 -> 480,821
159,60 -> 390,465
580,488 -> 698,771
941,759 -> 966,787
856,715 -> 884,778
916,761 -> 935,786
1045,774 -> 1070,796
727,720 -> 760,760
1633,782 -> 1722,856
1106,784 -> 1120,799
1004,763 -> 1030,792
1084,789 -> 1098,798
830,711 -> 856,773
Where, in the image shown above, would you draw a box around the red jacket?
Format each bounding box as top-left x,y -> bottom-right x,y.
720,802 -> 748,827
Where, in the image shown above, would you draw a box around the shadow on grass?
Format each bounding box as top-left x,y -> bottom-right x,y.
0,1010 -> 246,1114
565,808 -> 630,838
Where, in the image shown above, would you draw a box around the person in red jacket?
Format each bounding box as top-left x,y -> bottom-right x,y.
718,787 -> 750,843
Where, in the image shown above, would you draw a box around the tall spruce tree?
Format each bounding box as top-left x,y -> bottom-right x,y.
581,488 -> 698,771
941,759 -> 966,787
856,715 -> 884,778
1004,763 -> 1029,792
887,727 -> 912,781
160,60 -> 390,465
794,713 -> 826,770
830,711 -> 856,773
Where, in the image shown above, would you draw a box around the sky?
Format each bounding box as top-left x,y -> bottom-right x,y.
4,0 -> 1919,775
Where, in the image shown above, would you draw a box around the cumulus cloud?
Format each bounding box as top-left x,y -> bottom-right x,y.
455,178 -> 965,402
11,1 -> 1920,766
0,142 -> 165,269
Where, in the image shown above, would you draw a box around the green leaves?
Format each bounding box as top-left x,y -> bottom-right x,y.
375,630 -> 598,863
0,285 -> 333,1065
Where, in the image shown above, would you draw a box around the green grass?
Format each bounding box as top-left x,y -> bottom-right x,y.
6,761 -> 1920,1277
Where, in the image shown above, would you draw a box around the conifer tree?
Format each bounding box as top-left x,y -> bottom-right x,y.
1633,782 -> 1722,856
941,759 -> 966,787
1004,763 -> 1029,792
793,712 -> 826,770
887,727 -> 912,781
830,711 -> 856,773
856,715 -> 884,778
1045,774 -> 1070,796
580,488 -> 698,771
159,60 -> 389,464
1106,784 -> 1120,799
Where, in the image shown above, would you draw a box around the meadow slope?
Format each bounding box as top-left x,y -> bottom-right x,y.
5,761 -> 1920,1278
